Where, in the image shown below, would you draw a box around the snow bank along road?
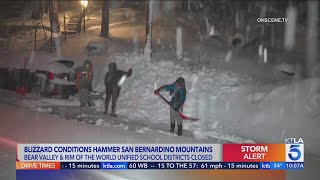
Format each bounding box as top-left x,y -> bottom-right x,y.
0,102 -> 319,180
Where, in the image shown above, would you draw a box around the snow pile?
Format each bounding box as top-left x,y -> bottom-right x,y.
41,98 -> 79,106
95,119 -> 104,126
255,79 -> 320,154
87,41 -> 107,56
35,107 -> 53,113
114,123 -> 129,131
86,26 -> 101,31
94,52 -> 253,143
275,63 -> 295,75
213,78 -> 320,155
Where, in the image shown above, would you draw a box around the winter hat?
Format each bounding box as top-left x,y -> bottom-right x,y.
83,60 -> 93,67
109,63 -> 117,71
175,77 -> 185,87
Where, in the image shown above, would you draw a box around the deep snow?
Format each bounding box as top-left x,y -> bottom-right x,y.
91,52 -> 320,157
3,48 -> 319,157
93,52 -> 255,143
0,102 -> 214,180
0,99 -> 319,180
212,78 -> 320,156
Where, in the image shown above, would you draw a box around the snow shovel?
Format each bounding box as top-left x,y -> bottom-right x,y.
157,94 -> 199,121
16,58 -> 28,96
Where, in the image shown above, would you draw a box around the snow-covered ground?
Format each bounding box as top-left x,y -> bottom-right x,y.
0,102 -> 210,180
213,78 -> 320,155
1,5 -> 320,180
0,99 -> 319,180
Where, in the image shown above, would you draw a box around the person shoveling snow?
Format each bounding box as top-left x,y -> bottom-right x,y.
104,62 -> 132,117
154,77 -> 191,136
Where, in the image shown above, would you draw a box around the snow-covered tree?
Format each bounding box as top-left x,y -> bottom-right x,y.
144,0 -> 153,65
284,4 -> 297,51
49,0 -> 60,33
306,1 -> 319,77
32,0 -> 42,19
100,0 -> 110,38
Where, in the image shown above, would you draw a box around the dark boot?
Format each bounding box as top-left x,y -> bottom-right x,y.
88,100 -> 95,107
103,105 -> 108,114
110,111 -> 118,117
104,91 -> 111,115
170,123 -> 175,133
177,124 -> 182,136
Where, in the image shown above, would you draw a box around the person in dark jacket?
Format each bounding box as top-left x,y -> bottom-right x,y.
154,77 -> 186,136
76,60 -> 95,109
104,62 -> 132,116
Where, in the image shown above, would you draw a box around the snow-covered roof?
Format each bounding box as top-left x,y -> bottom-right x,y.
0,51 -> 75,72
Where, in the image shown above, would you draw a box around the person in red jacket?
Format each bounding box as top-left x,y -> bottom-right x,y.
76,60 -> 94,109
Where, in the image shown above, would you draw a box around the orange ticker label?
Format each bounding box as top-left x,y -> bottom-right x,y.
16,162 -> 60,170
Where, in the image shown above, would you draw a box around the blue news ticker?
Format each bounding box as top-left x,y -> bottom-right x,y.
60,162 -> 261,170
15,162 -> 303,171
56,162 -> 303,170
127,162 -> 260,169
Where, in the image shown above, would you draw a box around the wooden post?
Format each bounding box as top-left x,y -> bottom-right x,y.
87,1 -> 89,19
145,0 -> 149,45
64,14 -> 67,41
83,7 -> 86,32
40,19 -> 47,39
77,10 -> 83,33
50,24 -> 53,51
34,25 -> 37,51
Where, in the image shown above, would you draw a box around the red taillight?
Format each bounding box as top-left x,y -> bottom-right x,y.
48,72 -> 54,80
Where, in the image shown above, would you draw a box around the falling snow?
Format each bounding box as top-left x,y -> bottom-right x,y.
1,2 -> 320,179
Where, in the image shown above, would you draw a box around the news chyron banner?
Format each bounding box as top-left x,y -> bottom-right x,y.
16,140 -> 304,180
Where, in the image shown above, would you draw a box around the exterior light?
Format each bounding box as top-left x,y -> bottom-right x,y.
81,0 -> 88,8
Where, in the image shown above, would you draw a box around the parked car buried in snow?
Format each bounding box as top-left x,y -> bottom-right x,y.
0,51 -> 77,99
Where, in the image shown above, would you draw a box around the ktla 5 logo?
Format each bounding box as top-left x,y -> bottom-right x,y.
286,144 -> 304,162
